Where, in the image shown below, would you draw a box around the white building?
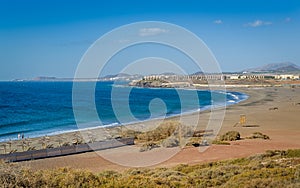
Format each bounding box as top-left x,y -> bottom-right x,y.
276,74 -> 299,80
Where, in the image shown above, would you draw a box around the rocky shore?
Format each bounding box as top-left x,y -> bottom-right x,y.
129,79 -> 191,88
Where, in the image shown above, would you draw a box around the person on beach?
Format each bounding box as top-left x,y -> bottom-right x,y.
18,133 -> 21,140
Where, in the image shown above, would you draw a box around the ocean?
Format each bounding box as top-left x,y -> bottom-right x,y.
0,81 -> 248,142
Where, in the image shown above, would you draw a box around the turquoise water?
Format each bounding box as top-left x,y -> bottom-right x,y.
0,81 -> 247,141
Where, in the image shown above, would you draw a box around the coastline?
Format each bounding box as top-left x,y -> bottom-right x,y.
2,86 -> 300,172
0,86 -> 247,143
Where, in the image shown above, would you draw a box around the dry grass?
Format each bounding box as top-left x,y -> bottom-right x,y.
136,121 -> 179,143
211,131 -> 241,145
246,132 -> 270,140
212,140 -> 231,145
122,121 -> 186,151
122,121 -> 213,150
219,131 -> 241,141
1,149 -> 300,187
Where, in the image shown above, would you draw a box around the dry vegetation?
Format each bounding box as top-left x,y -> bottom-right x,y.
120,121 -> 212,151
121,121 -> 196,151
212,131 -> 240,145
1,149 -> 300,187
219,131 -> 241,141
246,132 -> 270,140
122,123 -> 270,149
213,131 -> 270,145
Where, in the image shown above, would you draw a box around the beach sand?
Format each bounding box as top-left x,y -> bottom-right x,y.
11,86 -> 300,172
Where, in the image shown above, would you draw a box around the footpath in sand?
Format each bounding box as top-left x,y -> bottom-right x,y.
20,87 -> 300,172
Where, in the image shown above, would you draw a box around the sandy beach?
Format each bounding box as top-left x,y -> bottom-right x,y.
6,86 -> 300,172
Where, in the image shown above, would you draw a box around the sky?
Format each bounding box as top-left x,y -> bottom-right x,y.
0,0 -> 300,80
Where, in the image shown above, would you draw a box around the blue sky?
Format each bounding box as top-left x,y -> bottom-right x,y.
0,0 -> 300,80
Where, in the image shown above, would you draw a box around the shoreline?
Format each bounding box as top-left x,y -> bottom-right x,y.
1,86 -> 300,173
0,88 -> 248,143
0,86 -> 279,153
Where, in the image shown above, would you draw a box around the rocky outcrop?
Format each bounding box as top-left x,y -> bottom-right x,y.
129,79 -> 191,88
129,79 -> 170,88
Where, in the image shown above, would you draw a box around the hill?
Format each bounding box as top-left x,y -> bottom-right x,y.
243,62 -> 300,73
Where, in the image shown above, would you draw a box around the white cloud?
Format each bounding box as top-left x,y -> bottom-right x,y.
117,39 -> 130,43
214,20 -> 223,24
139,28 -> 169,37
245,20 -> 272,27
285,17 -> 291,22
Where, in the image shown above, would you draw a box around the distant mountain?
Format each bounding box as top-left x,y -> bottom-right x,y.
102,73 -> 132,78
190,71 -> 204,75
159,72 -> 178,76
243,62 -> 300,73
33,76 -> 57,80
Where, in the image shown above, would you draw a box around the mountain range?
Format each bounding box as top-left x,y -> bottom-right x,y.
243,62 -> 300,73
23,62 -> 300,81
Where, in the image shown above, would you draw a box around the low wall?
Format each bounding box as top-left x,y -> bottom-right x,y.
0,137 -> 134,162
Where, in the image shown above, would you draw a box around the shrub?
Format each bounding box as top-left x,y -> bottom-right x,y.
137,121 -> 179,142
185,137 -> 202,147
62,142 -> 70,147
286,149 -> 300,158
161,137 -> 179,148
247,132 -> 270,140
121,129 -> 142,139
139,142 -> 160,152
263,150 -> 287,158
212,140 -> 231,145
220,131 -> 241,141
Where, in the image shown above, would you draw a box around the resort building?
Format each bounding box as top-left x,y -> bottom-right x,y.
142,73 -> 300,82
